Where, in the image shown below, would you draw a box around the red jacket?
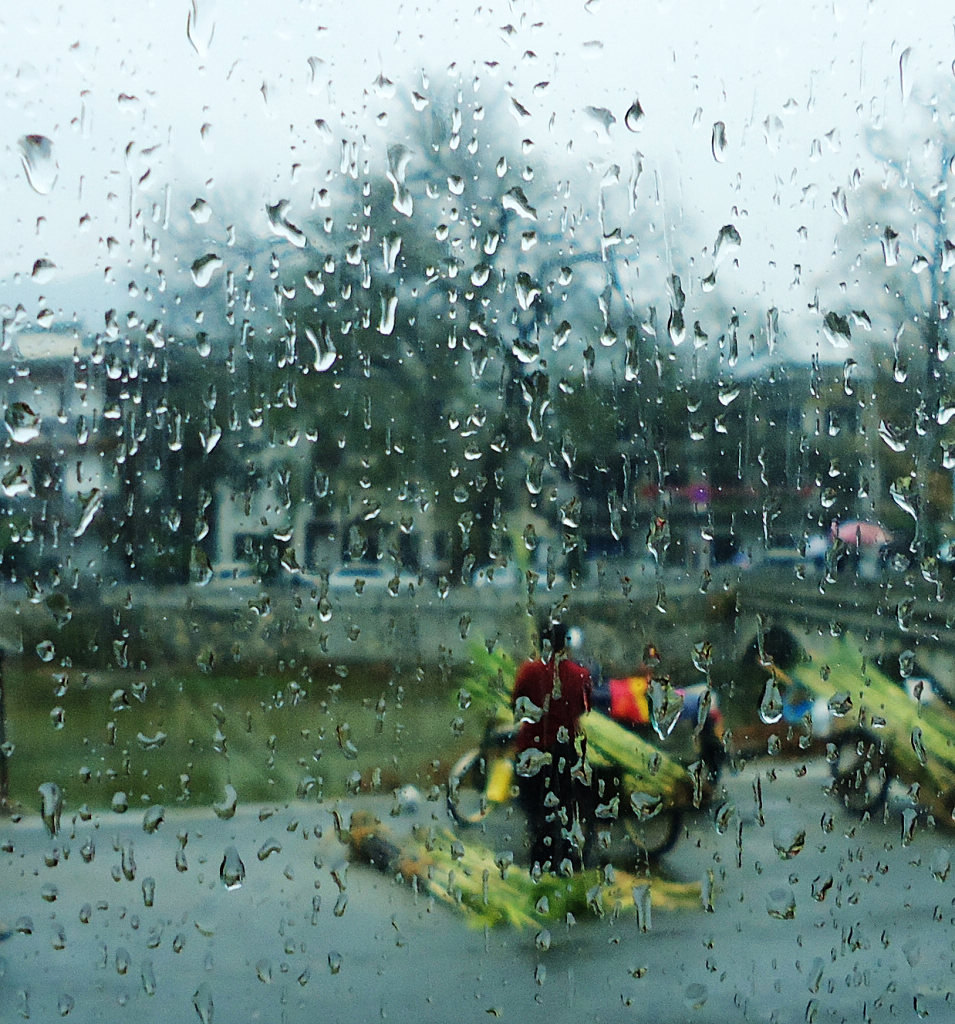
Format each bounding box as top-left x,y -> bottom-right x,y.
512,656 -> 592,752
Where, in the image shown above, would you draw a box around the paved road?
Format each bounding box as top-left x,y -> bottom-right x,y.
2,755 -> 953,1024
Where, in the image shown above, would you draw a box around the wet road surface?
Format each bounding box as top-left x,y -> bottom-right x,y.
1,756 -> 953,1024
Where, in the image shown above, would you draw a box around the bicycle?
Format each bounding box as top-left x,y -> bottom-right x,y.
446,717 -> 686,865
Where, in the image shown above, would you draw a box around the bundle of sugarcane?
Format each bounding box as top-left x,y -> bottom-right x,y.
345,810 -> 702,930
787,633 -> 955,819
459,644 -> 694,806
579,711 -> 696,805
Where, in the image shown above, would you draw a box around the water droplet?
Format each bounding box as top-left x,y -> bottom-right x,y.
714,224 -> 741,261
266,200 -> 306,248
810,874 -> 833,902
890,476 -> 919,520
712,801 -> 735,835
193,981 -> 214,1024
683,982 -> 708,1010
881,226 -> 900,266
624,99 -> 645,132
257,837 -> 282,861
217,846 -> 245,892
378,288 -> 398,335
31,258 -> 57,283
73,488 -> 103,539
911,727 -> 928,767
827,692 -> 853,717
121,840 -> 137,879
877,419 -> 907,453
711,121 -> 727,162
901,806 -> 918,846
18,134 -> 58,194
515,272 -> 541,310
190,197 -> 212,223
142,806 -> 165,834
305,324 -> 337,372
387,144 -> 413,216
1,463 -> 32,498
382,231 -> 402,273
553,321 -> 572,349
141,876 -> 156,908
584,105 -> 616,138
759,678 -> 784,724
899,45 -> 912,102
213,783 -> 238,819
667,308 -> 685,346
511,333 -> 539,365
191,253 -> 223,287
44,593 -> 72,628
766,886 -> 796,919
337,723 -> 359,759
648,680 -> 684,739
822,311 -> 851,349
5,401 -> 41,443
502,186 -> 537,220
141,959 -> 157,996
629,791 -> 664,821
35,639 -> 55,663
772,825 -> 806,859
38,781 -> 62,836
646,515 -> 670,562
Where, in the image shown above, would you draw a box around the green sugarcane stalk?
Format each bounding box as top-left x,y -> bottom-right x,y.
346,812 -> 702,929
786,634 -> 955,820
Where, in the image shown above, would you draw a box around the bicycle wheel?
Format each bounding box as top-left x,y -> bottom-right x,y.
829,729 -> 892,815
590,794 -> 683,865
623,805 -> 683,859
447,747 -> 488,825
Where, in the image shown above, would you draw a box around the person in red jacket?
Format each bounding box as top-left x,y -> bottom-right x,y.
512,621 -> 593,876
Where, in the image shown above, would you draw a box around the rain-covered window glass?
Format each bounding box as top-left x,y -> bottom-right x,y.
5,2 -> 955,1020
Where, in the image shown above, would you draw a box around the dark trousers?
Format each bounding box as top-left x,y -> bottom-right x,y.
516,741 -> 584,873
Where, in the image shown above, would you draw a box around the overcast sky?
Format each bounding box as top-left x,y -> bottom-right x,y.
2,0 -> 954,351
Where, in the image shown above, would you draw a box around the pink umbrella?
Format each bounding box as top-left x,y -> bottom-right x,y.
830,520 -> 894,547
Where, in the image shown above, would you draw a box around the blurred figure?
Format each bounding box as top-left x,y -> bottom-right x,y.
512,620 -> 593,876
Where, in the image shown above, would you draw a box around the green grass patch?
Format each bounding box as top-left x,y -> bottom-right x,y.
0,657 -> 484,818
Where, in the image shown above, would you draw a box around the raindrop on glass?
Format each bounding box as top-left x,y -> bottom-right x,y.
758,678 -> 784,725
18,135 -> 58,194
624,99 -> 645,132
220,845 -> 246,890
5,402 -> 41,443
38,781 -> 62,836
191,254 -> 223,287
711,121 -> 727,162
213,783 -> 238,819
193,981 -> 214,1024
